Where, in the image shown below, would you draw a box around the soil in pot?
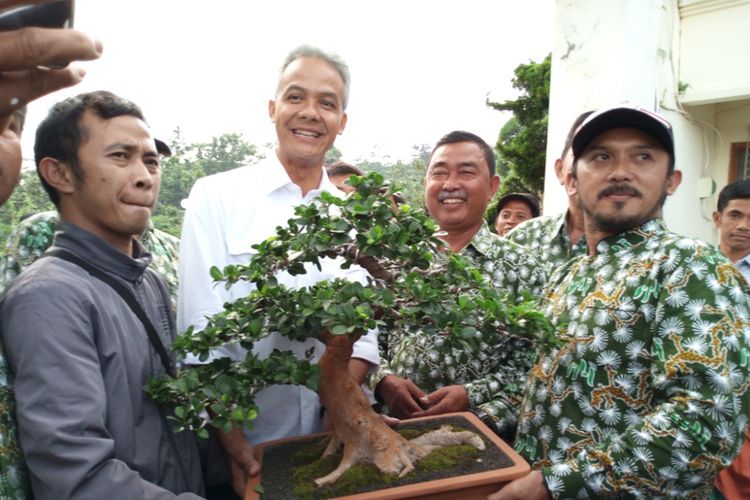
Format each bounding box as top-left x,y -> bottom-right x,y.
255,414 -> 516,499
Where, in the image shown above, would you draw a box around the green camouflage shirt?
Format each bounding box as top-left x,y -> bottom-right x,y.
515,219 -> 750,498
0,211 -> 180,500
374,223 -> 547,439
505,211 -> 587,275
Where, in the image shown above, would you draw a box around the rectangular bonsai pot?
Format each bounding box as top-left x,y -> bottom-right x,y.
245,411 -> 530,500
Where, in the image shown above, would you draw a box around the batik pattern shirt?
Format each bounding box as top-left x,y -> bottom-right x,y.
506,211 -> 587,275
0,354 -> 28,499
374,223 -> 547,439
515,218 -> 750,498
0,212 -> 181,500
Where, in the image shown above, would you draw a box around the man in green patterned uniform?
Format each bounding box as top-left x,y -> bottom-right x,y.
490,104 -> 750,499
505,111 -> 592,274
0,210 -> 180,305
373,131 -> 547,441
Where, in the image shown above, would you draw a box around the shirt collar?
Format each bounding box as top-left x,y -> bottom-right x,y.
260,153 -> 335,199
737,252 -> 750,266
551,211 -> 567,237
53,222 -> 152,282
465,222 -> 496,257
594,218 -> 667,255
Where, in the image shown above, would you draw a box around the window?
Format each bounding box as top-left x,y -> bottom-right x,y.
729,142 -> 750,182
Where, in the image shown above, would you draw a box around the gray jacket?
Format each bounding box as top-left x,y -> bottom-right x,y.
1,223 -> 204,500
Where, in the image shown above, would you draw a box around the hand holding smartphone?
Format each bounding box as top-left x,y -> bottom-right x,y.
0,0 -> 100,129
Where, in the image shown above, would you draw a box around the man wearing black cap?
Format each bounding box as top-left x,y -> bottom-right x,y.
0,91 -> 204,499
490,104 -> 750,499
494,192 -> 540,236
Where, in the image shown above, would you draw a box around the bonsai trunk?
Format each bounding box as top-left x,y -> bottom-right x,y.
315,333 -> 485,487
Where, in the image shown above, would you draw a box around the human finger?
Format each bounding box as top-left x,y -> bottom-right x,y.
391,390 -> 423,418
0,65 -> 86,116
0,27 -> 101,70
380,414 -> 400,427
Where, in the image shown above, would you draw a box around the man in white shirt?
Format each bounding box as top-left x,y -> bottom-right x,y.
713,179 -> 750,282
178,45 -> 379,493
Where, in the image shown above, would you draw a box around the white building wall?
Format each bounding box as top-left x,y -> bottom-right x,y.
679,0 -> 750,105
544,0 -> 748,243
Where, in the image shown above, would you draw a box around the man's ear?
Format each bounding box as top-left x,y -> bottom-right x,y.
712,210 -> 722,228
489,175 -> 500,199
564,169 -> 577,197
38,158 -> 76,196
554,159 -> 564,185
337,112 -> 347,135
268,99 -> 276,122
666,169 -> 682,195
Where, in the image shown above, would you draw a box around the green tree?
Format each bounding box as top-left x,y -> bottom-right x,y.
153,130 -> 261,236
324,146 -> 343,166
487,54 -> 550,196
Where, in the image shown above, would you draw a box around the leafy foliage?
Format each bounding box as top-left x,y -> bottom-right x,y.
487,54 -> 550,196
147,173 -> 557,435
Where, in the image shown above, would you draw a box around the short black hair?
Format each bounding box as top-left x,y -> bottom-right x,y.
34,90 -> 147,208
560,110 -> 594,158
717,179 -> 750,213
427,130 -> 496,177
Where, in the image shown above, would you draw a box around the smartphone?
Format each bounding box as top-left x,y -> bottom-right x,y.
0,0 -> 74,32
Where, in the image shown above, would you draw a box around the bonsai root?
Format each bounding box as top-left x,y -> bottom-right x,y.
314,333 -> 485,487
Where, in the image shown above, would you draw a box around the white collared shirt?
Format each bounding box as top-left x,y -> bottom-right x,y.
177,156 -> 379,444
735,252 -> 750,285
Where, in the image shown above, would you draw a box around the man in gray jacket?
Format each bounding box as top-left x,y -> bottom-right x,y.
1,91 -> 204,499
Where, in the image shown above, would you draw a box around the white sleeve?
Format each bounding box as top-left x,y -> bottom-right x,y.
177,178 -> 230,335
342,264 -> 380,366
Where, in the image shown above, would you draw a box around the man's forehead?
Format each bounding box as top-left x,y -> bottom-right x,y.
80,113 -> 155,147
277,58 -> 344,92
724,198 -> 750,212
430,143 -> 485,162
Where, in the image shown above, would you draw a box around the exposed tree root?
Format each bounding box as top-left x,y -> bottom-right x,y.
315,333 -> 485,487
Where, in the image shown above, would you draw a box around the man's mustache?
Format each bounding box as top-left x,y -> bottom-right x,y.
437,191 -> 468,201
598,183 -> 642,200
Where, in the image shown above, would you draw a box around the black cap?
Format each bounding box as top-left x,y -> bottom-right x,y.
497,192 -> 540,218
155,139 -> 172,157
572,103 -> 674,161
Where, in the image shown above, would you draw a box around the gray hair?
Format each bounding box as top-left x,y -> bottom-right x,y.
279,44 -> 351,109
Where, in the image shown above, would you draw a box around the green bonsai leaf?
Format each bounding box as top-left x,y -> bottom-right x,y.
149,172 -> 556,435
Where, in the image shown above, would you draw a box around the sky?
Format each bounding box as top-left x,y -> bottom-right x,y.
22,0 -> 556,165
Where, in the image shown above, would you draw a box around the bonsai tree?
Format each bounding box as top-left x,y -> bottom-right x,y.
148,173 -> 555,486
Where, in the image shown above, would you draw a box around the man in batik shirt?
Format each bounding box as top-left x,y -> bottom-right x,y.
373,130 -> 547,441
711,179 -> 750,500
505,111 -> 592,274
0,210 -> 180,305
490,104 -> 750,499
